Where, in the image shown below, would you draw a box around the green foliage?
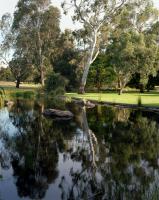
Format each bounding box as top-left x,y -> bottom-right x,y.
0,13 -> 13,64
138,34 -> 159,86
106,31 -> 142,93
52,30 -> 82,91
11,91 -> 35,99
45,72 -> 68,95
105,30 -> 159,94
0,87 -> 5,97
0,67 -> 14,81
0,0 -> 159,93
48,87 -> 65,97
11,0 -> 61,85
9,55 -> 32,88
87,54 -> 116,91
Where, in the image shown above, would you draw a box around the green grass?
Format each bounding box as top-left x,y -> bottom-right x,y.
0,81 -> 40,99
0,81 -> 40,89
66,92 -> 159,107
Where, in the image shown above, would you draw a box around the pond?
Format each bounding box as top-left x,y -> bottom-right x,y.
0,98 -> 159,200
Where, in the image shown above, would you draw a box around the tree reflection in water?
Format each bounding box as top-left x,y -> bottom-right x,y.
59,106 -> 100,200
1,100 -> 69,199
1,100 -> 159,200
60,105 -> 159,200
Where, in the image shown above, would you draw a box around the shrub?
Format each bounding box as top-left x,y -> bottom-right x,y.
45,72 -> 68,95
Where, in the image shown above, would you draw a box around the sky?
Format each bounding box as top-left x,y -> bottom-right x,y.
0,0 -> 74,30
0,0 -> 159,30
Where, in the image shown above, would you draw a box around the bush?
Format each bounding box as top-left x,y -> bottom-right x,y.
45,72 -> 68,95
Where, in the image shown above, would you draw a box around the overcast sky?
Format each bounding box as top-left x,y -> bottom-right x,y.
0,0 -> 159,30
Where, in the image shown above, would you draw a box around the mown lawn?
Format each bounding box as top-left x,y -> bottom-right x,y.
66,92 -> 159,107
0,81 -> 40,99
0,81 -> 40,90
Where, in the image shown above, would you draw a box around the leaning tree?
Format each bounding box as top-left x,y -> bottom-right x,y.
62,0 -> 128,93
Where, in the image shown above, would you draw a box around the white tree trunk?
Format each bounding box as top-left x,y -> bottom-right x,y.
79,30 -> 99,94
82,107 -> 97,168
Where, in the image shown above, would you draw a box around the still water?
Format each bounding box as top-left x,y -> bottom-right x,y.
0,98 -> 159,200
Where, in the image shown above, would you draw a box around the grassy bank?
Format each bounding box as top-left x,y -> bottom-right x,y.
0,81 -> 40,89
0,81 -> 40,99
66,92 -> 159,107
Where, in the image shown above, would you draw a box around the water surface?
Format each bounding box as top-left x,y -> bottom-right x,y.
0,98 -> 159,200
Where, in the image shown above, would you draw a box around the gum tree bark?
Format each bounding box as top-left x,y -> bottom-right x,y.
79,30 -> 99,94
62,0 -> 127,94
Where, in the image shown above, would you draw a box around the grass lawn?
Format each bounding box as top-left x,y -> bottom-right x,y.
0,81 -> 40,99
66,92 -> 159,107
0,81 -> 40,90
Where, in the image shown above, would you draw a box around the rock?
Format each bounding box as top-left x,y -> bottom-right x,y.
4,100 -> 14,107
72,98 -> 95,108
43,109 -> 74,120
85,101 -> 95,108
72,99 -> 85,107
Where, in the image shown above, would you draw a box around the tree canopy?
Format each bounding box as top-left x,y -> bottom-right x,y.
0,0 -> 159,94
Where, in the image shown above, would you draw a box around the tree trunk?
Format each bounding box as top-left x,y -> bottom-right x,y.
139,84 -> 144,93
97,82 -> 101,93
40,66 -> 45,87
79,31 -> 98,94
16,79 -> 20,88
37,28 -> 45,87
79,59 -> 92,94
118,88 -> 123,95
118,78 -> 123,95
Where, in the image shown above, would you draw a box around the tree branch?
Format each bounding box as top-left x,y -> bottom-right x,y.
99,0 -> 127,27
73,0 -> 94,29
0,55 -> 9,65
91,48 -> 99,64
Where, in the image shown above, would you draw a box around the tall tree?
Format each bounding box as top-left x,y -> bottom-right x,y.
12,0 -> 61,86
10,18 -> 36,87
104,0 -> 159,94
106,31 -> 142,94
0,13 -> 13,66
62,0 -> 128,93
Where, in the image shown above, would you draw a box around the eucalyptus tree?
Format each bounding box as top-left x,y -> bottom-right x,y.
106,31 -> 159,95
62,0 -> 128,93
138,34 -> 159,90
104,0 -> 159,94
9,55 -> 32,88
0,13 -> 13,65
12,0 -> 61,86
9,19 -> 36,88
